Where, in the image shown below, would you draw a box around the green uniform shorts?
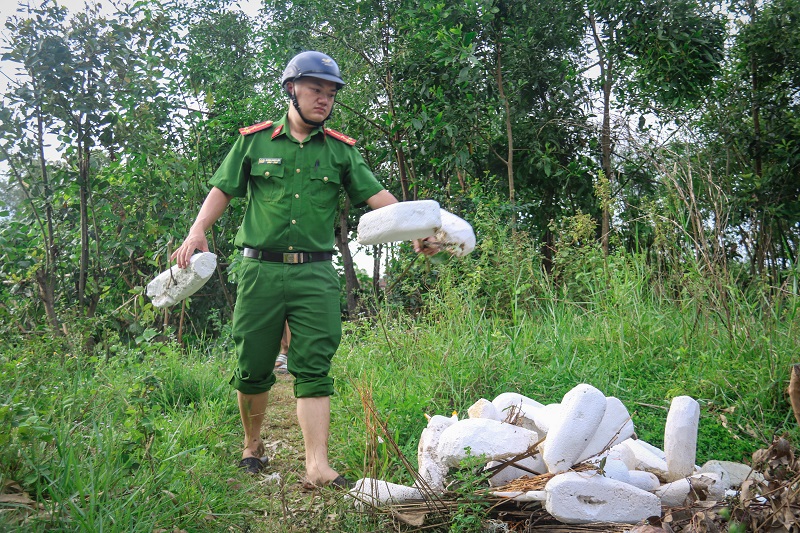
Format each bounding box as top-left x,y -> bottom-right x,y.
229,257 -> 342,398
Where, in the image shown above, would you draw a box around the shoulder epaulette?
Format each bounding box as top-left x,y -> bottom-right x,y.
239,120 -> 274,136
324,128 -> 357,146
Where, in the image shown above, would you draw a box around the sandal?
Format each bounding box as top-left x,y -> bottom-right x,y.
274,354 -> 289,374
238,456 -> 269,474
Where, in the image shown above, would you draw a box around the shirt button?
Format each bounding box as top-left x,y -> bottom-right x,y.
299,143 -> 304,148
294,194 -> 300,199
265,171 -> 270,176
323,176 -> 328,182
291,220 -> 297,224
296,168 -> 301,173
288,246 -> 294,250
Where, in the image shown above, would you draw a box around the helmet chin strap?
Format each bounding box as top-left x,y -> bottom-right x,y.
290,89 -> 333,128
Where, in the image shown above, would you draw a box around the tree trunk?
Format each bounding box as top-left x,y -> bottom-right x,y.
78,138 -> 90,311
393,135 -> 412,201
381,6 -> 412,202
591,14 -> 614,256
494,37 -> 515,229
35,98 -> 61,332
600,73 -> 612,256
208,229 -> 235,315
335,197 -> 360,318
372,244 -> 383,297
0,25 -> 64,334
748,0 -> 765,277
385,72 -> 412,200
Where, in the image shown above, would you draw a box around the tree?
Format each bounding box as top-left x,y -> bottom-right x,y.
585,0 -> 726,253
1,2 -> 75,330
1,0 -> 189,334
699,0 -> 800,281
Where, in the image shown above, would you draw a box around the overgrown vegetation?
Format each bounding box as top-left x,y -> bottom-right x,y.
2,202 -> 799,530
2,0 -> 800,530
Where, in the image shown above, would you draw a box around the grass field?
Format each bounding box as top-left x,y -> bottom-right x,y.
2,249 -> 799,532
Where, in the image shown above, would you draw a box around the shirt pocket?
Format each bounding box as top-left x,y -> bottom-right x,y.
250,161 -> 285,203
309,167 -> 341,208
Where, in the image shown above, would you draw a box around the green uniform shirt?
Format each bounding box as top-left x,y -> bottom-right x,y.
209,114 -> 384,252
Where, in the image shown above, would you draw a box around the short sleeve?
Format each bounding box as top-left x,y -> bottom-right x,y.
343,147 -> 385,207
209,135 -> 251,198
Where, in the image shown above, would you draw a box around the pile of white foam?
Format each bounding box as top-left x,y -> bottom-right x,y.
348,384 -> 759,525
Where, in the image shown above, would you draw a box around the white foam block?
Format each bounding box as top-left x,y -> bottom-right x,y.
436,418 -> 539,468
529,402 -> 562,435
654,473 -> 724,507
541,384 -> 606,473
635,439 -> 668,461
490,490 -> 546,502
604,443 -> 637,470
433,209 -> 476,256
664,396 -> 700,482
492,392 -> 543,435
487,454 -> 547,487
576,397 -> 635,463
627,470 -> 661,492
598,458 -> 631,484
491,393 -> 546,431
356,200 -> 441,245
545,471 -> 661,524
416,415 -> 455,492
618,438 -> 669,478
492,392 -> 544,416
513,404 -> 545,432
146,252 -> 217,308
467,398 -> 502,421
348,478 -> 424,510
699,460 -> 762,490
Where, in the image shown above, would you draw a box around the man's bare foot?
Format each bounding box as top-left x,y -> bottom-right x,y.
303,464 -> 341,487
301,473 -> 354,491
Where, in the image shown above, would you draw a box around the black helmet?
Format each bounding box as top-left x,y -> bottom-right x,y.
281,51 -> 345,90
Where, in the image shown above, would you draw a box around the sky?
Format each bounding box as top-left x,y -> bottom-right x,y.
0,0 -> 384,274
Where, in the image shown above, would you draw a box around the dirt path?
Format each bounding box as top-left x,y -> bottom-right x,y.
240,374 -> 353,532
261,373 -> 305,466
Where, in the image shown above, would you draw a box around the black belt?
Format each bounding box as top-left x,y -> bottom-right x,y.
242,247 -> 333,264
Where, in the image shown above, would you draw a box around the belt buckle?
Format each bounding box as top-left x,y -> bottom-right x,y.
283,253 -> 301,264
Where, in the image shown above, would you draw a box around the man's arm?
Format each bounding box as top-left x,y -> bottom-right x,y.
364,189 -> 398,210
171,186 -> 233,268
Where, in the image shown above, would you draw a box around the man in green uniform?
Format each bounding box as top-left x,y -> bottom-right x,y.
172,51 -> 432,487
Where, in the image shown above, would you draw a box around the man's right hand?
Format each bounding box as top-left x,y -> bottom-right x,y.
414,237 -> 440,257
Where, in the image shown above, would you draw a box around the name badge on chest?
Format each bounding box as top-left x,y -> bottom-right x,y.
258,157 -> 282,165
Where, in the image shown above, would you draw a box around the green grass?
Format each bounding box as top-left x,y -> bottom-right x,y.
2,249 -> 800,531
0,340 -> 251,532
332,251 -> 800,484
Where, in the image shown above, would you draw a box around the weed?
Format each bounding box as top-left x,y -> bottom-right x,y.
447,449 -> 492,533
